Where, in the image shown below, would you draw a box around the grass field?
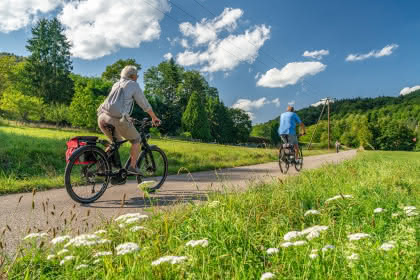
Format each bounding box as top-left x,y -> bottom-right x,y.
0,123 -> 330,194
3,151 -> 419,279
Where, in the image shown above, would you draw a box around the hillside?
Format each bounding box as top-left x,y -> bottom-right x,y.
252,90 -> 420,151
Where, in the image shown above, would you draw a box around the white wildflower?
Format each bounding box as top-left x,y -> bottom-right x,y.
64,234 -> 106,248
309,253 -> 318,259
116,242 -> 139,255
284,231 -> 303,241
293,240 -> 307,246
152,256 -> 188,266
373,208 -> 384,213
94,230 -> 107,235
304,209 -> 320,216
93,259 -> 101,264
47,254 -> 55,260
260,272 -> 275,280
115,213 -> 148,223
301,225 -> 329,235
57,249 -> 69,256
60,256 -> 75,266
347,253 -> 359,261
130,226 -> 146,232
186,239 -> 209,248
322,245 -> 335,252
280,242 -> 293,248
208,201 -> 220,208
406,211 -> 418,217
380,242 -> 395,251
325,194 -> 353,203
348,233 -> 370,241
93,251 -> 112,257
266,248 -> 279,255
50,235 -> 71,245
311,249 -> 318,253
403,206 -> 416,211
138,180 -> 157,189
417,273 -> 420,279
76,264 -> 88,270
392,213 -> 400,218
306,231 -> 320,240
23,233 -> 48,241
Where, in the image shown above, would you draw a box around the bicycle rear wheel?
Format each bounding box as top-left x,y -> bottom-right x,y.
294,147 -> 303,172
65,146 -> 110,204
278,147 -> 289,174
136,146 -> 168,192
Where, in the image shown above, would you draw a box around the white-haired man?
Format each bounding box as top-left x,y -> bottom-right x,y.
97,65 -> 160,174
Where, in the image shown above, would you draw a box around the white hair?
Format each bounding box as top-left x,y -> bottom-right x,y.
120,65 -> 138,79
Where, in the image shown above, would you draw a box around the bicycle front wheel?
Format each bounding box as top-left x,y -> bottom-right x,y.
64,146 -> 110,204
136,146 -> 168,192
278,147 -> 289,174
294,147 -> 303,172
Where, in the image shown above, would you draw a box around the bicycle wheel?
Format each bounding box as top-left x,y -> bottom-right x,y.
136,145 -> 168,192
278,147 -> 289,174
65,146 -> 110,204
295,146 -> 303,172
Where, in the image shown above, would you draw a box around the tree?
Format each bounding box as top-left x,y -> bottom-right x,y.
23,18 -> 73,104
206,97 -> 234,143
182,92 -> 211,141
0,55 -> 19,97
376,120 -> 416,151
270,122 -> 280,146
229,108 -> 252,143
0,88 -> 44,121
101,59 -> 141,82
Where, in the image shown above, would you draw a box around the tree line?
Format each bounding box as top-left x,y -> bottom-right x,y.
252,92 -> 420,151
0,18 -> 251,144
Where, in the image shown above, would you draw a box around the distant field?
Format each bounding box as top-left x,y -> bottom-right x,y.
4,151 -> 419,279
0,123 -> 329,194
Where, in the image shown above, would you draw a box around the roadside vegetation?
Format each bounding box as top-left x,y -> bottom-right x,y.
3,151 -> 419,279
0,123 -> 328,195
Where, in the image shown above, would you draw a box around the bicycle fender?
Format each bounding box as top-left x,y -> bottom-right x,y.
67,145 -> 97,163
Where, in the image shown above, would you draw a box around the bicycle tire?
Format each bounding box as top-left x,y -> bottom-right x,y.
64,146 -> 110,204
278,146 -> 289,174
136,145 -> 168,192
294,146 -> 303,172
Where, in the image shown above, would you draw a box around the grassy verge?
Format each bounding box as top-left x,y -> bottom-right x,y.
0,123 -> 330,194
3,151 -> 419,279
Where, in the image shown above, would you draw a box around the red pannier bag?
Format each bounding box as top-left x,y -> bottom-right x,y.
65,136 -> 98,164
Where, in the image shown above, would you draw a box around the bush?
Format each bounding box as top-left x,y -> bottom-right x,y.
0,88 -> 44,121
43,103 -> 70,126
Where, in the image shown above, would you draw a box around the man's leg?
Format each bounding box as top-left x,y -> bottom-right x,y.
294,144 -> 299,159
130,142 -> 140,168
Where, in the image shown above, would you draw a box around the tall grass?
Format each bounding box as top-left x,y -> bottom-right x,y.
0,123 -> 329,194
4,151 -> 419,279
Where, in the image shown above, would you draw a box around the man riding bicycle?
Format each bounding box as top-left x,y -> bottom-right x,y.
278,106 -> 306,160
97,65 -> 160,175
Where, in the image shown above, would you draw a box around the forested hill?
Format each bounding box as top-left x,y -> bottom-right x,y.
252,91 -> 420,151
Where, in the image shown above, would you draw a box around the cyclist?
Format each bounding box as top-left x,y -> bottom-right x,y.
278,106 -> 306,161
97,65 -> 160,175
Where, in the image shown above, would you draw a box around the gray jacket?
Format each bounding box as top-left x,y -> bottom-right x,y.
98,78 -> 152,118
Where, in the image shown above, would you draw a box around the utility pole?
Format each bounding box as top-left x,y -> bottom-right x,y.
327,98 -> 330,151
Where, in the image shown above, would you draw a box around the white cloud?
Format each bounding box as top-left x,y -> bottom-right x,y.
272,98 -> 281,107
177,25 -> 270,72
246,111 -> 255,120
232,97 -> 269,111
58,0 -> 170,59
303,49 -> 329,60
179,8 -> 243,46
257,62 -> 326,88
311,99 -> 334,107
163,53 -> 173,60
180,39 -> 189,48
0,0 -> 62,33
400,85 -> 420,96
346,44 -> 398,62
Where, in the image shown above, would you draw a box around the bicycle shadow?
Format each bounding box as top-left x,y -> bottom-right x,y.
82,189 -> 210,209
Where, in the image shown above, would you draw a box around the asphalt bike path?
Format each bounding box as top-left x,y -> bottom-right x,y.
0,150 -> 356,256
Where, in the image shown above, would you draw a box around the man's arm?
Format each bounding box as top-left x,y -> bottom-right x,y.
300,122 -> 306,135
132,84 -> 161,125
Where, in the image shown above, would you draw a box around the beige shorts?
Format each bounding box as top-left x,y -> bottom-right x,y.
98,113 -> 140,144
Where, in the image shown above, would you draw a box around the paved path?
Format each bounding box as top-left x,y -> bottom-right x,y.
0,150 -> 356,256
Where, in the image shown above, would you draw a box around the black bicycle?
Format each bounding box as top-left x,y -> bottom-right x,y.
278,134 -> 304,174
64,118 -> 168,204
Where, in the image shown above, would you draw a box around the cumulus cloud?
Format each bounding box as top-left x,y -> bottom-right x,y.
179,8 -> 243,46
400,85 -> 420,96
58,0 -> 170,59
163,53 -> 173,60
177,25 -> 270,72
346,44 -> 398,62
311,99 -> 334,107
0,0 -> 62,33
272,98 -> 281,107
231,97 -> 281,120
303,49 -> 329,60
257,62 -> 326,88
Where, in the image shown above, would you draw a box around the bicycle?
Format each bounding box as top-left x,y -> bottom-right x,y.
278,134 -> 304,174
64,118 -> 168,204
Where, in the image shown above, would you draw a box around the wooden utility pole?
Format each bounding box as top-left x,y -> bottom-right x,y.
327,98 -> 330,151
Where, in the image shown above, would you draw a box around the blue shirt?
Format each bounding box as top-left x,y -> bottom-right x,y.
278,112 -> 302,135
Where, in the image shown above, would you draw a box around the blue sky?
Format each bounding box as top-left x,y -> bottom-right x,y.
1,0 -> 419,124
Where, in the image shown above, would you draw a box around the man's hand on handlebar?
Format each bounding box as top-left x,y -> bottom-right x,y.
151,117 -> 161,127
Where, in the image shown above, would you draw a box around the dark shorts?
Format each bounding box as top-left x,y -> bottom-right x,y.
280,134 -> 298,145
